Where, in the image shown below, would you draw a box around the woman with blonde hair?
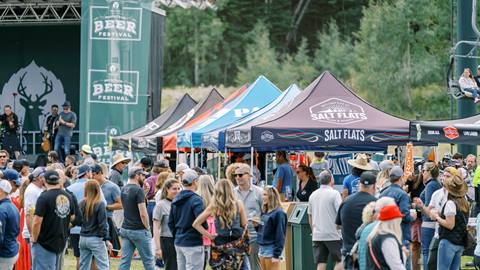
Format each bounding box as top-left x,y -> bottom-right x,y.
226,163 -> 242,186
193,179 -> 250,270
79,180 -> 111,270
366,204 -> 406,270
376,160 -> 394,194
256,186 -> 287,270
459,67 -> 480,103
195,174 -> 216,269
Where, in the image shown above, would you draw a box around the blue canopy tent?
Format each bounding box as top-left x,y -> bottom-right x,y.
176,75 -> 281,149
201,84 -> 302,152
251,72 -> 416,152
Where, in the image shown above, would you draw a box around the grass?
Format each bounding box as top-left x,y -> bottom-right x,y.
63,251 -> 143,270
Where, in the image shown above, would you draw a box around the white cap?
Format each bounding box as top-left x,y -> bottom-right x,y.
176,163 -> 189,173
0,180 -> 12,194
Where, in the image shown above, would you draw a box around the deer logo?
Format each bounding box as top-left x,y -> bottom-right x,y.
0,61 -> 66,132
17,72 -> 54,131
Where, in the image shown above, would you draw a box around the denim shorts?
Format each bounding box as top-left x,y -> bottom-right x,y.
258,244 -> 275,258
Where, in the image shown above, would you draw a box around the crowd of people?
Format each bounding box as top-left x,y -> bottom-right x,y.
0,147 -> 479,270
0,148 -> 290,270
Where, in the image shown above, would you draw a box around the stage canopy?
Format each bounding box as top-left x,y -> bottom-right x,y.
177,75 -> 281,149
162,85 -> 248,152
112,93 -> 197,152
201,84 -> 302,152
251,71 -> 413,151
410,114 -> 480,145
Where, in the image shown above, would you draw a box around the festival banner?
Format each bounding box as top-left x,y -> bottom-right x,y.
404,142 -> 414,176
79,0 -> 164,162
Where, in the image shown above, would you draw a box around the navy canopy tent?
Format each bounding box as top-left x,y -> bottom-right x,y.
251,72 -> 414,151
410,114 -> 480,145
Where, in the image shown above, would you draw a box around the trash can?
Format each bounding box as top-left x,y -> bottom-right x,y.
288,203 -> 334,270
288,203 -> 315,270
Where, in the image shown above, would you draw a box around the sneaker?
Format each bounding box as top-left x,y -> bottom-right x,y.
475,98 -> 480,103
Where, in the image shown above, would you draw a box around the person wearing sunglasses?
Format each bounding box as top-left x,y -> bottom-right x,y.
233,164 -> 263,270
0,150 -> 9,170
296,165 -> 318,202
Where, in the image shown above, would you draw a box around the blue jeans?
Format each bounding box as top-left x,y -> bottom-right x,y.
54,133 -> 71,160
118,228 -> 155,270
405,242 -> 412,270
464,87 -> 479,98
421,227 -> 435,268
437,239 -> 464,270
32,243 -> 61,270
147,201 -> 156,231
79,236 -> 109,270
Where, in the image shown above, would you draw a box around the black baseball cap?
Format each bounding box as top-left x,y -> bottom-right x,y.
44,170 -> 60,184
91,164 -> 103,174
360,171 -> 377,185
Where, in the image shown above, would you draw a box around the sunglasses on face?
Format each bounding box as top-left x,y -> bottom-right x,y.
296,170 -> 304,174
234,173 -> 245,177
0,156 -> 6,158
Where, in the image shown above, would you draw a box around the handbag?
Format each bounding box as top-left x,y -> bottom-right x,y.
209,226 -> 250,270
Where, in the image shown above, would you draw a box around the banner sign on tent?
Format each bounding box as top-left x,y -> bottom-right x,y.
327,153 -> 353,186
404,143 -> 414,176
79,0 -> 165,151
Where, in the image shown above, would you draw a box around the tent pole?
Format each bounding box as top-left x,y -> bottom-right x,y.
250,147 -> 254,184
176,149 -> 179,167
190,142 -> 194,168
265,153 -> 268,185
217,152 -> 221,180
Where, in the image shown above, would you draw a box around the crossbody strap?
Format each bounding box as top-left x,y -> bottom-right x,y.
368,237 -> 381,269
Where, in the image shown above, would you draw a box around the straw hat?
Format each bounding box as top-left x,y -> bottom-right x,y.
443,174 -> 468,198
81,144 -> 93,154
347,154 -> 373,171
111,153 -> 131,168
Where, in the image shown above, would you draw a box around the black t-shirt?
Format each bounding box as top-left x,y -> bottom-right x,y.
121,184 -> 146,230
296,179 -> 318,202
34,188 -> 75,253
336,191 -> 377,252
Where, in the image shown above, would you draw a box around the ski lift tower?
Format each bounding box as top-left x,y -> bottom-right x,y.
455,0 -> 477,156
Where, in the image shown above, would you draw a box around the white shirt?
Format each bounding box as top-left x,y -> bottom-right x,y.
308,185 -> 342,241
22,183 -> 44,238
428,188 -> 448,238
459,76 -> 478,89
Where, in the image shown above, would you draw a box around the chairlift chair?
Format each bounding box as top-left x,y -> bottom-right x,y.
447,40 -> 480,99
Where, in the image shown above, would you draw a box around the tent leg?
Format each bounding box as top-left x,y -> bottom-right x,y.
250,147 -> 254,185
217,152 -> 221,180
176,149 -> 179,168
265,154 -> 268,185
190,147 -> 194,168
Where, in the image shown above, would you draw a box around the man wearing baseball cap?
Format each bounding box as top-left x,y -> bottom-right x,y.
380,166 -> 416,270
119,167 -> 154,270
168,169 -> 205,270
336,171 -> 377,269
23,167 -> 46,244
3,169 -> 21,194
175,163 -> 189,182
0,179 -> 20,269
54,100 -> 77,162
31,170 -> 76,269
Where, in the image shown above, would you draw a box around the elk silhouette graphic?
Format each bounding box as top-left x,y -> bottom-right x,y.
17,72 -> 53,131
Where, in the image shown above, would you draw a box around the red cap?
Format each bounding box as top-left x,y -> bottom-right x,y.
378,205 -> 403,221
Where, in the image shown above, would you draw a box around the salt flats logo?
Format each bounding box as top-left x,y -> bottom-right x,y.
90,1 -> 142,41
88,64 -> 139,104
309,98 -> 367,125
261,131 -> 274,142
